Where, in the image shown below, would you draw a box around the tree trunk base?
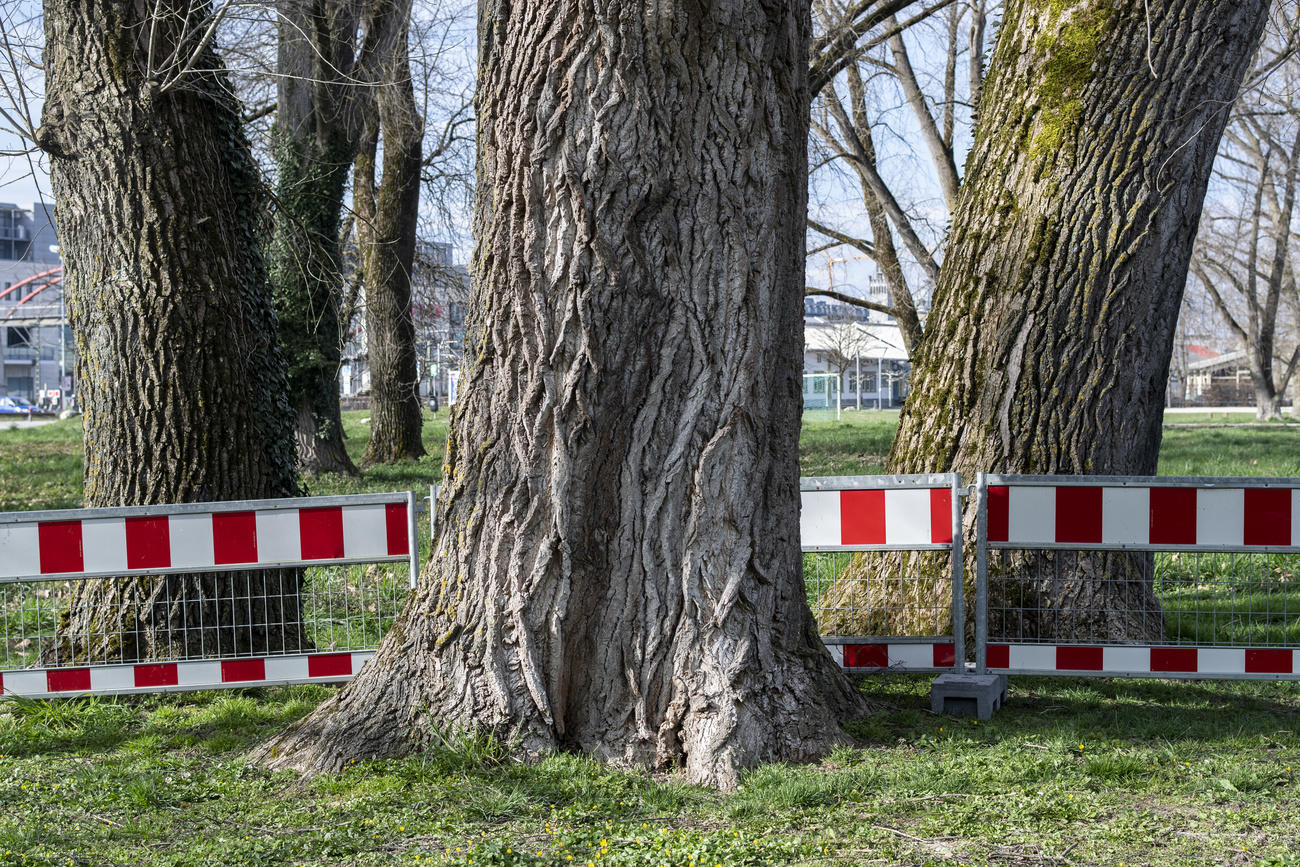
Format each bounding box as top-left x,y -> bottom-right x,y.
254,583 -> 866,790
814,551 -> 956,639
295,400 -> 358,477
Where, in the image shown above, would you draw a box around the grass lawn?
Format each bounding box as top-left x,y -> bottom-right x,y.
2,410 -> 1300,864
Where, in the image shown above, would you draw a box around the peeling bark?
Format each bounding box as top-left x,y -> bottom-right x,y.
257,0 -> 863,789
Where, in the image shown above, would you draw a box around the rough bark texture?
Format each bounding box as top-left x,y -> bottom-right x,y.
872,0 -> 1269,642
257,0 -> 863,789
358,0 -> 425,465
269,0 -> 360,476
38,0 -> 304,662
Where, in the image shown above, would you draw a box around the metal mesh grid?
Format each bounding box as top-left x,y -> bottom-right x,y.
806,550 -> 956,640
1,562 -> 410,670
984,548 -> 1300,647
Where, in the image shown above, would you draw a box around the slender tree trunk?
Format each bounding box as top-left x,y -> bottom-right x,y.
823,0 -> 1270,643
359,0 -> 425,465
37,0 -> 305,662
257,0 -> 863,789
269,0 -> 360,476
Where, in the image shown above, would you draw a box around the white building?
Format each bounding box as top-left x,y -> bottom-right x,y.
803,317 -> 910,409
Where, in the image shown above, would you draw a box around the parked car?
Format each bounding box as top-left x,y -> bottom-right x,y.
0,396 -> 52,416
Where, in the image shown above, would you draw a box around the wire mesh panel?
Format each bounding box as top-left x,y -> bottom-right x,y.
0,492 -> 419,698
976,474 -> 1300,679
1,564 -> 410,670
803,474 -> 963,672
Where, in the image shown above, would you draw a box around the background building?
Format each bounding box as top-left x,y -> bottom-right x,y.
339,241 -> 469,406
803,294 -> 911,410
0,202 -> 72,407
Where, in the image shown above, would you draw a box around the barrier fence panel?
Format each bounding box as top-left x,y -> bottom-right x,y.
802,473 -> 964,673
975,474 -> 1300,679
0,492 -> 419,698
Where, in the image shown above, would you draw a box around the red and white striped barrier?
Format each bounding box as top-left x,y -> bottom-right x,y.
0,492 -> 418,700
984,477 -> 1300,550
985,644 -> 1300,678
0,652 -> 375,699
804,474 -> 964,674
826,641 -> 957,671
801,476 -> 957,549
0,493 -> 416,582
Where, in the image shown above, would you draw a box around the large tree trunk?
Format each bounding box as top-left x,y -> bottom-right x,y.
269,0 -> 360,477
37,0 -> 306,662
873,0 -> 1269,643
257,0 -> 863,789
358,0 -> 425,465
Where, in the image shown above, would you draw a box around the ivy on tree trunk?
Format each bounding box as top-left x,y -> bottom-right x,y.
268,0 -> 361,477
357,0 -> 425,465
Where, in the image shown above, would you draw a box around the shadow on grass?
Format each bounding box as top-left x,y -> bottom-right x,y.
846,672 -> 1300,746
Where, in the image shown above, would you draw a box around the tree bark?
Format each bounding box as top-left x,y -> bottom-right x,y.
824,0 -> 1270,643
38,0 -> 305,662
269,0 -> 360,476
358,0 -> 425,465
257,0 -> 863,789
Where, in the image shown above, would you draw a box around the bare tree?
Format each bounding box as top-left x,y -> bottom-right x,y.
806,0 -> 986,353
1189,5 -> 1300,419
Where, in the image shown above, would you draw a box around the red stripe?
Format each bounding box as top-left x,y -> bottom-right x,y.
307,653 -> 353,678
929,489 -> 953,544
213,511 -> 258,564
1055,486 -> 1102,544
299,507 -> 345,560
1245,648 -> 1292,674
986,644 -> 1009,669
842,644 -> 888,668
1243,488 -> 1292,546
46,668 -> 90,692
134,663 -> 179,688
125,516 -> 171,570
1056,646 -> 1103,671
220,658 -> 266,682
1151,647 -> 1198,673
840,490 -> 886,545
1149,487 -> 1197,545
932,643 -> 956,668
385,503 -> 410,556
38,520 -> 83,574
987,487 -> 1009,542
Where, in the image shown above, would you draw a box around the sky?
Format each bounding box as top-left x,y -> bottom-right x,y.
0,1 -> 963,300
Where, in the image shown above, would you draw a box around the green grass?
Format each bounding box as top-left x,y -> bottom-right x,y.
1165,412 -> 1300,425
3,408 -> 1300,864
5,408 -> 1296,512
3,678 -> 1300,864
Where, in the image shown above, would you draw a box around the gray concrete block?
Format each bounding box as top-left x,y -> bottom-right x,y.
929,673 -> 1008,720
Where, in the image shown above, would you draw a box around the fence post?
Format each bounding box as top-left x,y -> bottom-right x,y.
974,473 -> 989,676
407,490 -> 420,590
950,472 -> 965,671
